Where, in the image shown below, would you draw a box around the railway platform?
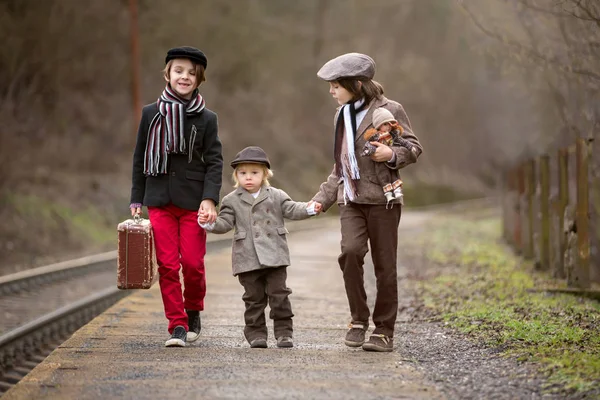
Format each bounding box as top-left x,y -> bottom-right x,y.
3,214 -> 442,400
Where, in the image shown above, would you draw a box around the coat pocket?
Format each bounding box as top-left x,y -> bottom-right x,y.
186,170 -> 206,181
276,227 -> 289,235
233,231 -> 247,240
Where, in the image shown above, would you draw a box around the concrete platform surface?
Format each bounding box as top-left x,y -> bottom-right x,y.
4,214 -> 443,400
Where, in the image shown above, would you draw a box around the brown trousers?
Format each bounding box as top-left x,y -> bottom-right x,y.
237,266 -> 293,342
339,203 -> 401,337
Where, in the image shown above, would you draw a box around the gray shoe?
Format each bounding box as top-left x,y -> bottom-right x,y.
362,334 -> 393,352
276,336 -> 293,348
250,338 -> 268,348
344,322 -> 367,347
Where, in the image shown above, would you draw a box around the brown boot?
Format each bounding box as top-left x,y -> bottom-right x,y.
362,334 -> 393,352
344,322 -> 368,347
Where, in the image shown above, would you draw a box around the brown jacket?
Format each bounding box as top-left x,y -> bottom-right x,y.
209,185 -> 312,275
312,96 -> 422,211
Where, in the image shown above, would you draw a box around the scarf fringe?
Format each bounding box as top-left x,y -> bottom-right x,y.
338,98 -> 365,201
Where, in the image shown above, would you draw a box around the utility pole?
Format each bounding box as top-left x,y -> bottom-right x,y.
129,0 -> 141,130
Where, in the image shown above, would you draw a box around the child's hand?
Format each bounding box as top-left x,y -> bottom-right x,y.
197,210 -> 209,224
199,199 -> 217,224
369,142 -> 394,162
307,201 -> 323,216
313,202 -> 323,214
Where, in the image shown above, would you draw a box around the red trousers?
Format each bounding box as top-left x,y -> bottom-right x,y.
148,204 -> 207,334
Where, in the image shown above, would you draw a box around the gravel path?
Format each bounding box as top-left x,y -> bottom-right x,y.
388,210 -> 563,400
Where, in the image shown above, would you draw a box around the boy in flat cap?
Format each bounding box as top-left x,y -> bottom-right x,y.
312,52 -> 423,352
198,146 -> 318,349
130,46 -> 223,347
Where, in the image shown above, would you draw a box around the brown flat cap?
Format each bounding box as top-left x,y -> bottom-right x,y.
317,53 -> 376,81
230,146 -> 271,169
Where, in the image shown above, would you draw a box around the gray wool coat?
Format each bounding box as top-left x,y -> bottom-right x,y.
313,96 -> 423,211
209,185 -> 312,276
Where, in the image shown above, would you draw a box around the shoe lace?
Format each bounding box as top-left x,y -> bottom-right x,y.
370,334 -> 389,344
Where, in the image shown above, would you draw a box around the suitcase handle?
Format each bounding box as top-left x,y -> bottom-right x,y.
133,213 -> 143,224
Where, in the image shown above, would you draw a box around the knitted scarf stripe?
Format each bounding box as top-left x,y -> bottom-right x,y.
334,98 -> 366,201
144,85 -> 205,176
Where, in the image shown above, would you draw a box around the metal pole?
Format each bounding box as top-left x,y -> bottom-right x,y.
129,0 -> 141,129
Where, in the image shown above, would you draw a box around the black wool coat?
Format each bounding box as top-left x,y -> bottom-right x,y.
130,102 -> 224,210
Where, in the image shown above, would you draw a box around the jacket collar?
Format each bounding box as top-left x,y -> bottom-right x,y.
355,96 -> 388,142
235,185 -> 270,206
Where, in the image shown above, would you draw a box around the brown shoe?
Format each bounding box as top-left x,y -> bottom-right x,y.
276,336 -> 294,348
344,322 -> 368,347
362,334 -> 393,352
249,338 -> 268,348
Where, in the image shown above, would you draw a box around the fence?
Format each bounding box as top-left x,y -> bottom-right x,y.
501,136 -> 599,289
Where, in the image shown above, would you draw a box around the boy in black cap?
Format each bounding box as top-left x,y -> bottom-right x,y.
198,146 -> 319,348
130,46 -> 223,347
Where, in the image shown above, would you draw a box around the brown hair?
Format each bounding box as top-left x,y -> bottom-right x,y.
389,121 -> 404,134
163,59 -> 206,88
232,163 -> 274,188
334,77 -> 384,105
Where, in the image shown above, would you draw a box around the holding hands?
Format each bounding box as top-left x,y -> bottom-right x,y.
307,200 -> 323,215
198,199 -> 216,230
198,199 -> 217,223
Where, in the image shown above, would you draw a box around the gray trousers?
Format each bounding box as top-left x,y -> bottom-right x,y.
338,203 -> 401,337
237,266 -> 293,342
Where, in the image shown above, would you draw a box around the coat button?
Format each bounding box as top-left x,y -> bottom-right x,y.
266,220 -> 270,225
267,233 -> 271,237
255,232 -> 259,238
171,172 -> 176,176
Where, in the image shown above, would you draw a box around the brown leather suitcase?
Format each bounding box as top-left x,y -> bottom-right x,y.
117,215 -> 157,289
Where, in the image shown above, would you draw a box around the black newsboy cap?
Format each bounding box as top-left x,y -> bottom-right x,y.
230,146 -> 271,169
165,46 -> 208,69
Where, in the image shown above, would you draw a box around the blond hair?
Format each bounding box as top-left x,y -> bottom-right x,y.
163,59 -> 206,88
232,163 -> 273,188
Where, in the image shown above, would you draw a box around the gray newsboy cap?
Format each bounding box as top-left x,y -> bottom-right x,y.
230,146 -> 271,169
317,53 -> 376,81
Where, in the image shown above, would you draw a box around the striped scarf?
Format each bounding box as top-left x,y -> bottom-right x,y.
144,85 -> 205,176
334,98 -> 366,202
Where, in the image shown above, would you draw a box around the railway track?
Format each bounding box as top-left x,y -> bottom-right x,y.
0,236 -> 236,397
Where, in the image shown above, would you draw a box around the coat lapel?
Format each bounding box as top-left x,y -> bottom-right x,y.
252,186 -> 270,207
236,187 -> 255,205
355,96 -> 388,143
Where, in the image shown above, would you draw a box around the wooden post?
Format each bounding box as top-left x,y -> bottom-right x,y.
538,155 -> 550,270
556,149 -> 569,279
524,160 -> 535,259
129,0 -> 142,128
574,138 -> 590,288
502,170 -> 508,242
515,165 -> 525,252
504,169 -> 514,244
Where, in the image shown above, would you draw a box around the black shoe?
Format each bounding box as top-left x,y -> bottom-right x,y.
165,325 -> 187,347
186,310 -> 201,342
